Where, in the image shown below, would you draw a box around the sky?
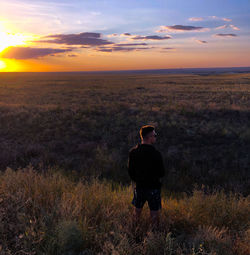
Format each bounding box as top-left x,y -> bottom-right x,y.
0,0 -> 249,71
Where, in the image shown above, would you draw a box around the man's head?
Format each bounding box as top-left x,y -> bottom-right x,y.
140,125 -> 157,145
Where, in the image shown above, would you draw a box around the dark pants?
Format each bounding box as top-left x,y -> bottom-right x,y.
132,188 -> 162,211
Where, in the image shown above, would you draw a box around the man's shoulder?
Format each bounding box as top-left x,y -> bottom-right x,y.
129,144 -> 140,154
129,144 -> 160,156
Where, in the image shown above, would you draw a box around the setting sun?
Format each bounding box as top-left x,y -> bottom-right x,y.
0,30 -> 29,52
0,22 -> 35,71
0,60 -> 6,69
0,22 -> 34,53
0,0 -> 249,71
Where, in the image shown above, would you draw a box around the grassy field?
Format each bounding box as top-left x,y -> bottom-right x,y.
0,72 -> 249,254
0,72 -> 249,193
0,167 -> 249,254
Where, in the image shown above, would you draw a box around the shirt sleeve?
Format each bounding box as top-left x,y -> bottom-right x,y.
128,151 -> 137,181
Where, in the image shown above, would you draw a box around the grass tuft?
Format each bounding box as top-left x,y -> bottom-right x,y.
0,167 -> 249,254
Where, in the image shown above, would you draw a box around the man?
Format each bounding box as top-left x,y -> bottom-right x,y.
128,125 -> 165,229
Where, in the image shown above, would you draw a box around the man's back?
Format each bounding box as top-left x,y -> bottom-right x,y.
128,125 -> 165,228
128,144 -> 165,189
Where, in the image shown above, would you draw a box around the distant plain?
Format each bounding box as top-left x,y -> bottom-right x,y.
0,72 -> 249,193
0,72 -> 249,254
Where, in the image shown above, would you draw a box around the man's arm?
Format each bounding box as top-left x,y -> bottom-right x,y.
128,151 -> 137,182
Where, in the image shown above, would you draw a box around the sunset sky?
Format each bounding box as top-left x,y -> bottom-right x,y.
0,0 -> 249,71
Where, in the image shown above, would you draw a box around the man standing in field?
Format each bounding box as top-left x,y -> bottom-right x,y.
128,125 -> 165,230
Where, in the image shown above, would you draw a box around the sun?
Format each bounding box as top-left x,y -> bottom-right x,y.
0,22 -> 34,52
0,22 -> 35,71
0,31 -> 29,52
0,60 -> 6,69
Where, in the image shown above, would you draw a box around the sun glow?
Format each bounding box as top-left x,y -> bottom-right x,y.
0,60 -> 6,69
0,23 -> 34,52
0,31 -> 29,52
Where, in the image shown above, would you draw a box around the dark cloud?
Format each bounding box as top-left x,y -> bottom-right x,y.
97,48 -> 113,52
122,33 -> 132,36
96,46 -> 152,52
46,32 -> 101,39
164,25 -> 204,31
113,46 -> 151,51
115,43 -> 148,46
0,46 -> 73,59
132,35 -> 171,40
196,40 -> 208,44
162,47 -> 175,50
36,32 -> 113,46
215,33 -> 237,37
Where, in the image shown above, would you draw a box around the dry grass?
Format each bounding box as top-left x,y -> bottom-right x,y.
0,72 -> 250,194
0,72 -> 250,253
0,167 -> 249,254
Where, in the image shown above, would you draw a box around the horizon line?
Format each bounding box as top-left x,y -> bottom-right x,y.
1,66 -> 250,74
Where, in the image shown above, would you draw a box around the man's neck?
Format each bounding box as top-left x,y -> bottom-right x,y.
141,141 -> 152,145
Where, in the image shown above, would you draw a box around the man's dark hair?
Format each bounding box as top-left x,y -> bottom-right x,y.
140,125 -> 155,140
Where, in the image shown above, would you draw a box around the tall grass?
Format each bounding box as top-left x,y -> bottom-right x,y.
0,167 -> 249,254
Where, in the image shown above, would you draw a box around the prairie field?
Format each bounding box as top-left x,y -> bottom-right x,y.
0,72 -> 249,254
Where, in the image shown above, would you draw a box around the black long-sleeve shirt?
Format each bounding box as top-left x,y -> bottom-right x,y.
128,144 -> 165,189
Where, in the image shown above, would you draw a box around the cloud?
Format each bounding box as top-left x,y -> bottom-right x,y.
36,32 -> 113,46
121,33 -> 132,36
96,48 -> 113,52
189,16 -> 232,23
107,33 -> 134,38
160,47 -> 176,53
132,35 -> 171,40
115,43 -> 148,46
107,33 -> 118,37
0,46 -> 73,59
158,25 -> 204,32
96,46 -> 152,52
214,33 -> 237,38
189,17 -> 204,21
195,40 -> 208,44
215,25 -> 228,30
222,18 -> 232,22
230,24 -> 240,31
215,24 -> 240,31
210,16 -> 232,22
161,47 -> 176,50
